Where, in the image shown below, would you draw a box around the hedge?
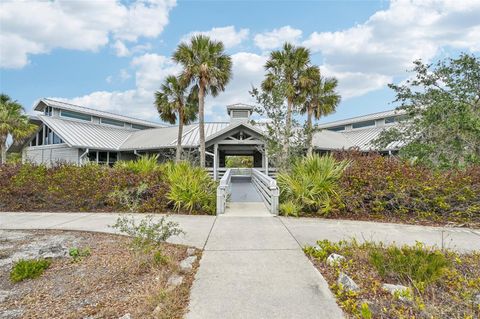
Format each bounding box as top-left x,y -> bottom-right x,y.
330,152 -> 480,226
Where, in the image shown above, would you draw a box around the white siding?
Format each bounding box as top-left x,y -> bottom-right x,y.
23,144 -> 80,166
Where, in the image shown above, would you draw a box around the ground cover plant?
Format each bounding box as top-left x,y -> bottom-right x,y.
304,239 -> 480,318
0,230 -> 200,319
10,258 -> 51,282
278,151 -> 480,227
0,159 -> 216,215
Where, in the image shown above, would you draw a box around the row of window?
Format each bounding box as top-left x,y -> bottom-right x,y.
327,116 -> 402,132
87,151 -> 118,165
29,125 -> 64,147
46,108 -> 150,130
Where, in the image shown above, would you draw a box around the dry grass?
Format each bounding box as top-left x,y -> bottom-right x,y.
0,230 -> 200,319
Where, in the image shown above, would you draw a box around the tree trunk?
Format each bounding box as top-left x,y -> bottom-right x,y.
0,137 -> 6,164
176,108 -> 184,163
198,83 -> 206,168
306,106 -> 313,156
282,97 -> 293,166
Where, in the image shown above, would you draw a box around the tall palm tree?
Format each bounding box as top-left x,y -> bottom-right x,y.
301,70 -> 341,156
173,35 -> 232,167
0,94 -> 37,164
155,75 -> 198,163
261,42 -> 311,160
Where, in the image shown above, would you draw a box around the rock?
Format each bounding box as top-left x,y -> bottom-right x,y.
326,253 -> 345,266
0,309 -> 24,319
167,274 -> 184,287
186,248 -> 196,256
337,272 -> 359,291
0,290 -> 11,303
382,283 -> 412,302
179,256 -> 197,273
118,314 -> 131,319
39,243 -> 68,259
473,293 -> 480,305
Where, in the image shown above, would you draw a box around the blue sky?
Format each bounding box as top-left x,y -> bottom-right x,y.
1,0 -> 479,124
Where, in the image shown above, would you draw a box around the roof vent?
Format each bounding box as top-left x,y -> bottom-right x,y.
226,103 -> 253,123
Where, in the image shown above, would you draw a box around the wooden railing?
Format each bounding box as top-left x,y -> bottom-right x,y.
251,168 -> 279,215
216,168 -> 232,215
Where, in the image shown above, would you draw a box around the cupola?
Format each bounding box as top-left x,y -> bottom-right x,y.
226,103 -> 253,123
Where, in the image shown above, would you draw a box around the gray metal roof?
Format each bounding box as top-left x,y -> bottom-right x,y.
35,98 -> 165,128
341,126 -> 404,151
312,130 -> 355,150
318,109 -> 405,129
226,103 -> 254,111
40,115 -> 134,151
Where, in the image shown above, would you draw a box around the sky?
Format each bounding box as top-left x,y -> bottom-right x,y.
0,0 -> 479,124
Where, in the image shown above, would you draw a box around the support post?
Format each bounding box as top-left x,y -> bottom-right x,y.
214,143 -> 218,180
265,148 -> 269,176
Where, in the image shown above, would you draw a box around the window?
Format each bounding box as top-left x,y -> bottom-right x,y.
44,106 -> 53,116
352,120 -> 376,129
98,152 -> 108,164
52,133 -> 63,144
101,118 -> 125,127
132,124 -> 149,130
108,152 -> 118,166
232,110 -> 249,118
385,116 -> 396,124
61,110 -> 92,121
328,126 -> 345,132
86,151 -> 118,166
87,151 -> 97,162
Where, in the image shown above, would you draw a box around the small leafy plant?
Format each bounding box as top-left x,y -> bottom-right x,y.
10,258 -> 51,282
109,183 -> 149,213
69,247 -> 91,262
112,214 -> 184,251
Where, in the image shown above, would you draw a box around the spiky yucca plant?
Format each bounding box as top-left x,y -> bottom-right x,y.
162,161 -> 216,214
277,154 -> 349,215
114,154 -> 160,174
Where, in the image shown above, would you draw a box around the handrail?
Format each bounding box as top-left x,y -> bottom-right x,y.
251,168 -> 279,215
216,168 -> 233,215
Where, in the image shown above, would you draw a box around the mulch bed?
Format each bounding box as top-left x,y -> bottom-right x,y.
0,230 -> 200,319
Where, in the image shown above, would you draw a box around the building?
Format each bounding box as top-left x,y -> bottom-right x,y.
10,98 -> 405,179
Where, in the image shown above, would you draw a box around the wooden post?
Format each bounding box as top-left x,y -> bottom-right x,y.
265,148 -> 269,176
213,143 -> 218,180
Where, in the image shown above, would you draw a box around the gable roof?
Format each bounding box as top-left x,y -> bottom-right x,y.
205,121 -> 265,144
35,98 -> 165,128
318,109 -> 405,129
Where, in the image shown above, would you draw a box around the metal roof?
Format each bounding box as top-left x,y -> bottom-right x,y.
40,115 -> 134,151
35,98 -> 165,128
341,126 -> 404,151
318,109 -> 405,129
312,130 -> 355,150
226,103 -> 254,111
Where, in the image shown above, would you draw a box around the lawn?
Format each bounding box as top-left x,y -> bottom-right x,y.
304,239 -> 480,318
0,230 -> 200,319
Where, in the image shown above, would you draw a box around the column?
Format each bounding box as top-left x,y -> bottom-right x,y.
214,143 -> 218,180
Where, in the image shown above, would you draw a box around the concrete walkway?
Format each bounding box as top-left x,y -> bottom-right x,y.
1,212 -> 479,318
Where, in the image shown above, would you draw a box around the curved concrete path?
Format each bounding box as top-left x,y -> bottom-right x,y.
1,212 -> 479,319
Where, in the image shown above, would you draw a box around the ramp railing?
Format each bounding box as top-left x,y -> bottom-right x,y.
216,168 -> 233,215
251,168 -> 279,215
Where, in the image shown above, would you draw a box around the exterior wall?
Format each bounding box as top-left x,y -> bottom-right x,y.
23,144 -> 80,166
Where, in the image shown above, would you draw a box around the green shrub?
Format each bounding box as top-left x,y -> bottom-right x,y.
112,214 -> 184,251
279,201 -> 301,217
10,258 -> 51,282
162,161 -> 217,214
277,154 -> 349,215
69,247 -> 91,262
368,242 -> 450,289
304,239 -> 348,261
153,250 -> 170,266
114,154 -> 161,174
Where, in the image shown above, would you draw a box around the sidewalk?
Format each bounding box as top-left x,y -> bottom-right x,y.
2,212 -> 479,318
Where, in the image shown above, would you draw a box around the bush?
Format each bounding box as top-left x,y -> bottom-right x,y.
369,242 -> 450,289
112,214 -> 184,251
277,154 -> 349,215
162,161 -> 217,214
10,258 -> 51,282
331,151 -> 480,226
69,247 -> 91,262
114,154 -> 161,174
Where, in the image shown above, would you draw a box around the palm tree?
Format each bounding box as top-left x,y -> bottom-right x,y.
0,94 -> 37,164
301,69 -> 341,155
155,75 -> 198,163
261,42 -> 311,160
173,35 -> 232,167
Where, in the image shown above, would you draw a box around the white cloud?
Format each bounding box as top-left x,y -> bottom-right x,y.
254,26 -> 302,50
112,40 -> 130,57
303,0 -> 480,98
0,0 -> 176,68
180,26 -> 249,48
54,53 -> 181,121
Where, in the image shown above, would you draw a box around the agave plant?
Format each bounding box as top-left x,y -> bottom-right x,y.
277,154 -> 349,215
